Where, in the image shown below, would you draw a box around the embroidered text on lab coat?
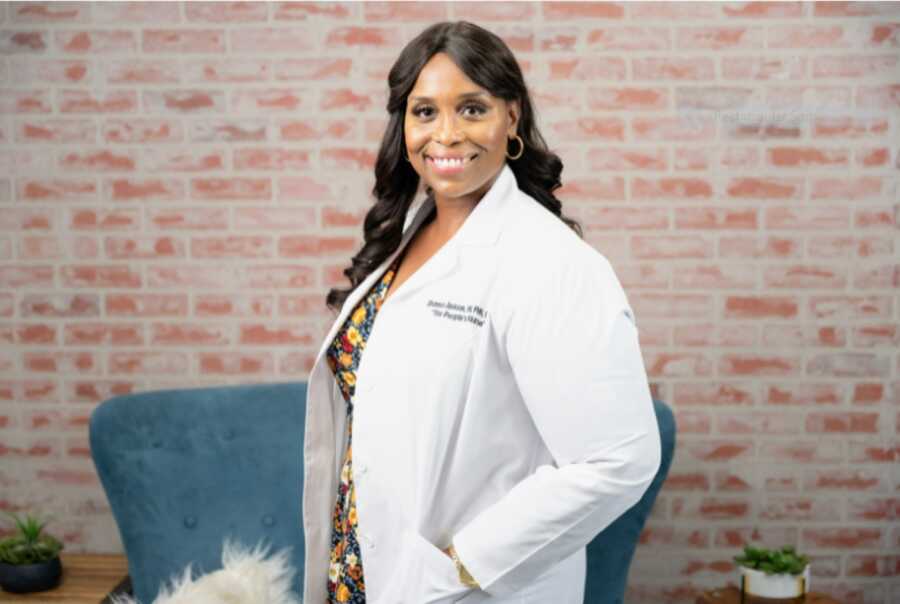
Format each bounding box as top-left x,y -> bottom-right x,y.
427,299 -> 489,327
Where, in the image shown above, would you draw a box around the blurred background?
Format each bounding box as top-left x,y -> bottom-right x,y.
0,2 -> 897,602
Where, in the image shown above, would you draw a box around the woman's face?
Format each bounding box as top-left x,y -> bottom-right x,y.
404,52 -> 520,204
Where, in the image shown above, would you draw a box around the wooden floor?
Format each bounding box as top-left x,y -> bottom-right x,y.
1,552 -> 129,603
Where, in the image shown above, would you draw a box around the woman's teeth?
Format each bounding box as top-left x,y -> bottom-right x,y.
428,155 -> 475,168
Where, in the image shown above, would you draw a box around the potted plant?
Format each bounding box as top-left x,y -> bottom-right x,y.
0,510 -> 65,594
734,544 -> 811,599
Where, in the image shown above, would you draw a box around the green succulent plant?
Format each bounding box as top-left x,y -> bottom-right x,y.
734,544 -> 809,576
0,510 -> 64,565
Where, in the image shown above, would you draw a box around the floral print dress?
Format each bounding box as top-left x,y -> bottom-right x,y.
324,251 -> 404,604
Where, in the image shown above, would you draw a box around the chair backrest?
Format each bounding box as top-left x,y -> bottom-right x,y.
584,398 -> 677,603
90,382 -> 307,604
91,384 -> 675,604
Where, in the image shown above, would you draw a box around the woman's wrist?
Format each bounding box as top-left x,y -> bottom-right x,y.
444,543 -> 480,588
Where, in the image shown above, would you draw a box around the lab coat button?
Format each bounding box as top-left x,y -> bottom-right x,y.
363,534 -> 375,549
357,463 -> 367,475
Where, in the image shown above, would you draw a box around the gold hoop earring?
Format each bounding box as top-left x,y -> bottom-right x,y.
506,135 -> 524,160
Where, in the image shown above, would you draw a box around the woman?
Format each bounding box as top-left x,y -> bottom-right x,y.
304,21 -> 661,604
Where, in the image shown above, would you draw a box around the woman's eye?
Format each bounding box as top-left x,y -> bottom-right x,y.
411,104 -> 487,118
462,104 -> 487,117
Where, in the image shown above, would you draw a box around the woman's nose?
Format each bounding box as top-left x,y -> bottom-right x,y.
432,114 -> 464,146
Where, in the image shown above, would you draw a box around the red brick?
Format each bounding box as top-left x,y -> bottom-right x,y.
272,3 -> 356,20
196,294 -> 274,318
644,352 -> 714,377
364,1 -> 450,21
230,27 -> 317,53
65,379 -> 137,403
760,497 -> 841,522
185,2 -> 269,22
109,351 -> 189,375
64,323 -> 143,346
759,440 -> 843,463
672,496 -> 751,519
675,207 -> 757,229
142,29 -> 225,53
55,30 -> 136,54
665,472 -> 710,491
36,468 -> 98,486
197,352 -> 273,375
543,2 -> 625,20
59,89 -> 137,113
808,353 -> 890,378
638,526 -> 710,549
677,26 -> 764,50
809,295 -> 893,320
150,323 -> 231,346
724,296 -> 798,319
804,467 -> 884,491
806,412 -> 880,433
104,118 -> 184,143
723,2 -> 805,18
714,470 -> 752,492
632,236 -> 713,259
673,382 -> 757,406
720,354 -> 801,376
846,497 -> 899,522
714,526 -> 800,549
802,527 -> 883,549
547,56 -> 627,82
682,440 -> 754,462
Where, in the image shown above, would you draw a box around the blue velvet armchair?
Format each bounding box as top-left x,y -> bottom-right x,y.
89,382 -> 676,603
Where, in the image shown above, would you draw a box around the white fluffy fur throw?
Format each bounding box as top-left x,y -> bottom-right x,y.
110,538 -> 302,604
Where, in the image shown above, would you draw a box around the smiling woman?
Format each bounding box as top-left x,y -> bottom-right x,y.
403,53 -> 518,204
308,20 -> 660,604
325,21 -> 580,313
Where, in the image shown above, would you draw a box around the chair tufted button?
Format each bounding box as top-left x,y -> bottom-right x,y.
223,429 -> 235,441
262,514 -> 275,527
184,516 -> 197,529
151,439 -> 163,448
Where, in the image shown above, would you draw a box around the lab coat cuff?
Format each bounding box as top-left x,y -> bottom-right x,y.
451,530 -> 517,597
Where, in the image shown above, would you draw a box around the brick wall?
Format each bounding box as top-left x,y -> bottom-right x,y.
1,2 -> 898,602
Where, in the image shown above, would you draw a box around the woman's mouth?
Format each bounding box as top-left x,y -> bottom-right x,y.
425,154 -> 478,175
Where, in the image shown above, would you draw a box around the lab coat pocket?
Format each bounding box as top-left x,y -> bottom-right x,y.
400,530 -> 475,604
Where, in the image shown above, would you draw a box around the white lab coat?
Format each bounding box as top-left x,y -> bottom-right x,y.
301,163 -> 661,604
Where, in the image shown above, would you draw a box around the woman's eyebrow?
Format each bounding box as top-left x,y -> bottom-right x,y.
408,92 -> 489,103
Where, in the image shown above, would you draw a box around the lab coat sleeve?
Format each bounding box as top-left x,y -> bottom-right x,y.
450,250 -> 662,597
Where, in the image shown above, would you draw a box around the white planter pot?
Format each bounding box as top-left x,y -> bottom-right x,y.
739,563 -> 811,598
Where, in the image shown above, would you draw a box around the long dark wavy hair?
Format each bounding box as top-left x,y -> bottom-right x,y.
325,20 -> 582,312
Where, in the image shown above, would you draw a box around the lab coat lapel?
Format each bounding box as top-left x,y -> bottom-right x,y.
312,162 -> 517,363
311,198 -> 435,363
379,162 -> 516,305
377,202 -> 459,305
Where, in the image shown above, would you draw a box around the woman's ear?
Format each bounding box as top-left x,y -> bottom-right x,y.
507,99 -> 521,137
